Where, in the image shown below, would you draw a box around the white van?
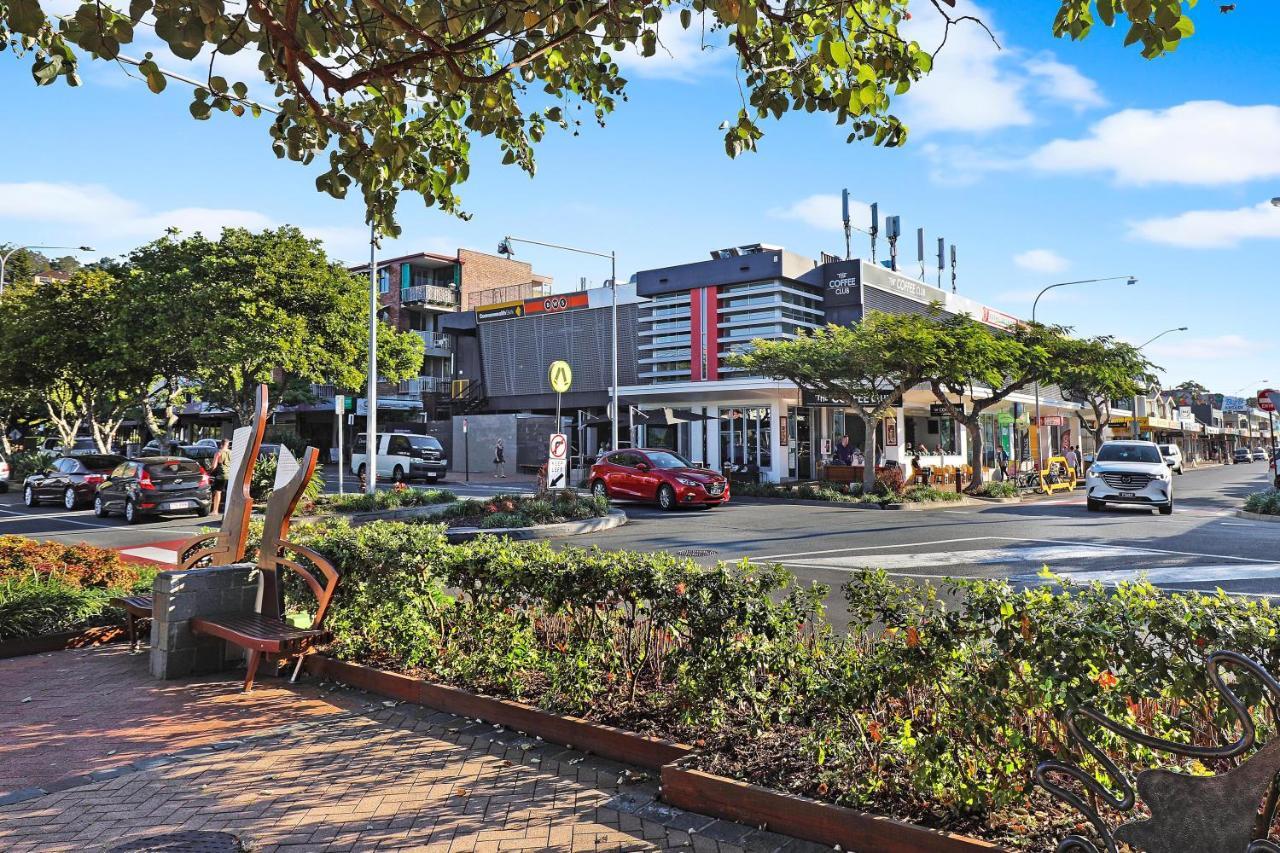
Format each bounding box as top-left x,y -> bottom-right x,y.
350,433 -> 448,483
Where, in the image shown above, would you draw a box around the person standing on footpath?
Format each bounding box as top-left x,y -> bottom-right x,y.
493,438 -> 506,478
1064,445 -> 1079,479
209,439 -> 231,515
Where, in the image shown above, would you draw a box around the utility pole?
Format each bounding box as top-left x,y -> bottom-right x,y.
842,189 -> 852,261
366,223 -> 379,495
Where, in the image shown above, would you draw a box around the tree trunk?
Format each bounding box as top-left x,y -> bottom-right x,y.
44,401 -> 81,449
861,411 -> 878,494
965,419 -> 985,489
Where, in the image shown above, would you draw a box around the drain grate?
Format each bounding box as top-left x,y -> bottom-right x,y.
109,831 -> 245,853
673,548 -> 717,557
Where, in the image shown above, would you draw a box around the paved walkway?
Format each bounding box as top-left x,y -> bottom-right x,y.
0,646 -> 822,852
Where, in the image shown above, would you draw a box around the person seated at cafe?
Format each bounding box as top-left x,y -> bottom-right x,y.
834,434 -> 855,465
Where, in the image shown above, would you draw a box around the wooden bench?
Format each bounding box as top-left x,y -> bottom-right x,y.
190,542 -> 339,691
112,594 -> 156,652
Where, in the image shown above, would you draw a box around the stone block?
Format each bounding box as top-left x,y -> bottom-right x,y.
150,563 -> 257,680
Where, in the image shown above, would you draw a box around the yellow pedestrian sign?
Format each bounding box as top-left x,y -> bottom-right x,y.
549,360 -> 573,393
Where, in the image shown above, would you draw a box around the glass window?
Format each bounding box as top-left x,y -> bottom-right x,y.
387,435 -> 411,455
644,451 -> 691,469
79,454 -> 124,471
146,460 -> 202,476
407,435 -> 442,450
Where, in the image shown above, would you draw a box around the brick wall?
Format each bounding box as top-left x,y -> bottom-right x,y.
458,249 -> 553,310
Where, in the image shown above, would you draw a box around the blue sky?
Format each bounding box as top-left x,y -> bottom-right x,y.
2,1 -> 1279,394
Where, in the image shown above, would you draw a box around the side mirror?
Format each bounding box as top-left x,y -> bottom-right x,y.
636,462 -> 651,472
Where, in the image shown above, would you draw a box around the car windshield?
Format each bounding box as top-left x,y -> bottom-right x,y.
145,460 -> 203,476
645,451 -> 692,469
407,435 -> 442,450
1096,444 -> 1162,464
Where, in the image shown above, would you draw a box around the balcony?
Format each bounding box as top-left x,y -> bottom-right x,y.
413,330 -> 452,358
401,284 -> 458,309
398,376 -> 447,395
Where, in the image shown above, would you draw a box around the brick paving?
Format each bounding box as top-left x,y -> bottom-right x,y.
0,645 -> 826,852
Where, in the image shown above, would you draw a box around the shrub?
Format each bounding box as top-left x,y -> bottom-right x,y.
435,492 -> 604,527
734,481 -> 867,503
874,466 -> 905,497
251,453 -> 325,503
0,536 -> 139,589
899,485 -> 963,503
480,511 -> 531,529
8,449 -> 55,481
1245,488 -> 1280,515
971,480 -> 1018,499
322,487 -> 456,513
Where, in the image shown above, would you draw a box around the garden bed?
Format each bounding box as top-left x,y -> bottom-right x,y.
733,480 -> 967,508
0,624 -> 131,659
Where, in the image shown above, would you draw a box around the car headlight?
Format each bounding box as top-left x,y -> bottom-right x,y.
675,476 -> 700,487
439,458 -> 448,467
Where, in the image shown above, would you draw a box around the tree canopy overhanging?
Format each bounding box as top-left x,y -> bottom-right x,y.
1,0 -> 1197,233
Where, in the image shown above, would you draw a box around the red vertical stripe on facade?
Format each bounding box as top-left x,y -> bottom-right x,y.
689,287 -> 703,381
704,286 -> 719,381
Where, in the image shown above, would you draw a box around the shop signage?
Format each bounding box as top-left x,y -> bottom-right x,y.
1038,415 -> 1064,427
821,260 -> 861,308
996,413 -> 1015,427
525,292 -> 589,316
929,403 -> 949,417
801,388 -> 891,408
884,416 -> 898,447
475,299 -> 526,322
861,263 -> 946,306
779,416 -> 789,447
981,306 -> 1021,331
1221,395 -> 1248,413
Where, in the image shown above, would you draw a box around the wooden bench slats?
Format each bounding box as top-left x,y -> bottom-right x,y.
190,613 -> 330,653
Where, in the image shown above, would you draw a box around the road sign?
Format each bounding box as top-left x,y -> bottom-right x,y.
334,393 -> 344,414
549,360 -> 573,393
1260,390 -> 1278,413
547,432 -> 569,489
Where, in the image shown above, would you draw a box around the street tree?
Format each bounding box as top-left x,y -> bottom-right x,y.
0,269 -> 150,451
0,1 -> 1197,233
1054,336 -> 1158,450
924,317 -> 1065,490
730,313 -> 942,493
127,226 -> 424,425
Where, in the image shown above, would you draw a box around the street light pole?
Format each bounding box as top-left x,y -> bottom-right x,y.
1136,327 -> 1187,350
1031,275 -> 1138,471
0,244 -> 95,294
366,223 -> 379,495
499,236 -> 620,452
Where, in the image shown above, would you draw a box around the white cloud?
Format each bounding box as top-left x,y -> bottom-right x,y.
1128,201 -> 1280,249
1023,54 -> 1106,111
898,3 -> 1102,135
612,11 -> 728,81
768,193 -> 872,233
0,182 -> 368,258
920,142 -> 1018,186
1030,101 -> 1280,186
1146,334 -> 1268,362
1013,248 -> 1069,274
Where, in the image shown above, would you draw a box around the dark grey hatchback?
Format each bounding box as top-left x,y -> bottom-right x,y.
93,457 -> 212,524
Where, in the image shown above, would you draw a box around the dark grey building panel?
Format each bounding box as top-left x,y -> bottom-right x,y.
479,304 -> 639,397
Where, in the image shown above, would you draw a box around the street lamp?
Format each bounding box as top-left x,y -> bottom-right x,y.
1031,275 -> 1138,470
0,244 -> 95,294
1136,327 -> 1187,350
498,236 -> 619,452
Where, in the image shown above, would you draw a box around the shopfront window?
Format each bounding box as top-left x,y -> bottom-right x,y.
721,407 -> 772,472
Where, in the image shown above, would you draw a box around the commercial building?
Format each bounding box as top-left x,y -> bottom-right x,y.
444,243 -> 1106,483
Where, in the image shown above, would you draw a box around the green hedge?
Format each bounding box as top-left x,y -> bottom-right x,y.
286,519 -> 1280,848
971,480 -> 1019,498
317,487 -> 457,513
1245,488 -> 1280,515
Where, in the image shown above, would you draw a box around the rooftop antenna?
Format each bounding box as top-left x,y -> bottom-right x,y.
869,202 -> 879,264
916,227 -> 925,279
949,244 -> 958,293
936,237 -> 945,288
885,215 -> 901,272
842,189 -> 852,261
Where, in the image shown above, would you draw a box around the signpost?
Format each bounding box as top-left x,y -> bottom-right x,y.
335,394 -> 345,495
462,417 -> 469,483
1260,389 -> 1279,471
548,361 -> 573,490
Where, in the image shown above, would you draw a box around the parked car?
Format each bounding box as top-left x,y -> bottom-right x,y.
1084,440 -> 1174,515
192,438 -> 221,449
24,454 -> 126,509
93,457 -> 211,523
350,433 -> 447,483
1253,447 -> 1267,462
588,448 -> 730,510
0,455 -> 10,492
38,436 -> 101,455
1157,443 -> 1185,475
257,443 -> 282,460
1233,447 -> 1253,464
142,439 -> 216,464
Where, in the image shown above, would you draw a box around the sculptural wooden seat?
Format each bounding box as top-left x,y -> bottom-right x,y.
109,385 -> 268,650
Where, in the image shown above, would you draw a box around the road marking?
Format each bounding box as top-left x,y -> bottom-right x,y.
119,546 -> 180,565
755,537 -> 993,561
1025,564 -> 1280,586
767,544 -> 1158,573
1220,522 -> 1256,527
0,506 -> 114,530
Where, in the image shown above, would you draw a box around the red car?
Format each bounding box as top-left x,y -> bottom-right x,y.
589,449 -> 730,510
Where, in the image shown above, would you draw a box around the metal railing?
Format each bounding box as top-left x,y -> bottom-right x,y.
398,376 -> 447,395
401,284 -> 458,307
413,330 -> 452,352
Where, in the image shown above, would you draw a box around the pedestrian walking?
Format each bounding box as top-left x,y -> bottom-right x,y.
209,439 -> 231,515
1064,446 -> 1079,479
493,439 -> 506,478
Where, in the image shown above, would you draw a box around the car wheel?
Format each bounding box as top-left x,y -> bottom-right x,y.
194,503 -> 210,518
591,479 -> 608,500
1159,499 -> 1174,516
1086,497 -> 1102,512
657,484 -> 677,511
23,484 -> 38,507
392,465 -> 405,483
124,499 -> 141,525
93,496 -> 109,518
63,488 -> 78,510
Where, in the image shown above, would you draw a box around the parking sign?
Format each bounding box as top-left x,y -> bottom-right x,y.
547,432 -> 568,489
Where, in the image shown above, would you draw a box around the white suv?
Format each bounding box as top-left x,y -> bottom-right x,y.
1157,443 -> 1185,475
1085,440 -> 1174,515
